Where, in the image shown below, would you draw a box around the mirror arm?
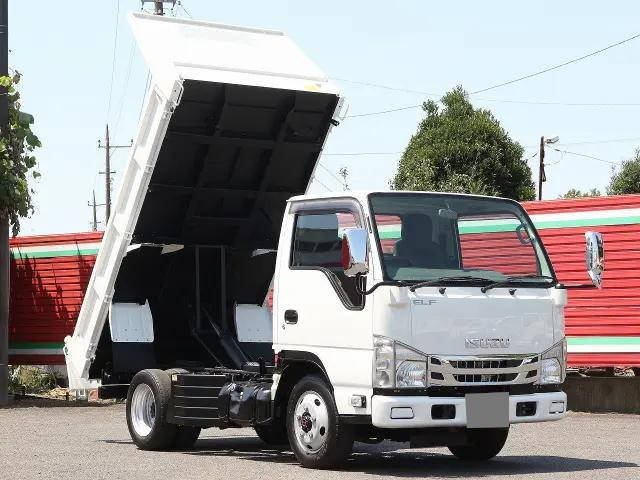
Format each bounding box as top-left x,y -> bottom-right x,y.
356,276 -> 406,296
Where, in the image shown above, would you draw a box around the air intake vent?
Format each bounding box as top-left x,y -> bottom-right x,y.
453,373 -> 518,383
449,359 -> 522,369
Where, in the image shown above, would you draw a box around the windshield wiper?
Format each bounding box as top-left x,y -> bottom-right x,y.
480,275 -> 556,293
409,275 -> 493,292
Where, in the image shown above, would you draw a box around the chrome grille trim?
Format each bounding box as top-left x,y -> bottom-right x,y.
429,354 -> 539,386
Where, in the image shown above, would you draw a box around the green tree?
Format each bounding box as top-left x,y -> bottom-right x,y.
607,149 -> 640,195
391,86 -> 535,201
561,188 -> 601,199
0,72 -> 41,235
0,72 -> 40,406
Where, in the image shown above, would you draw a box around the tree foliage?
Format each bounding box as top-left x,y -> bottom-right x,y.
561,188 -> 601,199
391,87 -> 535,201
0,72 -> 40,236
607,149 -> 640,195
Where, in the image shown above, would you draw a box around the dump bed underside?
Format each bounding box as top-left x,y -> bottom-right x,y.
135,80 -> 339,248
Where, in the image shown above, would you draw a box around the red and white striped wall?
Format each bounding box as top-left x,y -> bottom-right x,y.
8,232 -> 102,365
523,195 -> 640,367
7,194 -> 640,368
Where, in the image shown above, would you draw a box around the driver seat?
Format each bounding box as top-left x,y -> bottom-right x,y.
394,213 -> 447,268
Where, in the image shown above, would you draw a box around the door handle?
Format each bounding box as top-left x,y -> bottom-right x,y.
284,309 -> 298,324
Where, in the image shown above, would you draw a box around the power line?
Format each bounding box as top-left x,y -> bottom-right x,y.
113,38 -> 136,137
322,151 -> 402,156
312,176 -> 332,192
552,148 -> 619,165
475,98 -> 640,107
137,70 -> 151,122
345,104 -> 423,118
470,31 -> 640,94
106,0 -> 121,121
317,162 -> 346,188
339,95 -> 640,120
330,77 -> 439,96
556,136 -> 640,147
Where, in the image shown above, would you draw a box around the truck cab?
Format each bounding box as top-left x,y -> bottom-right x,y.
63,12 -> 605,469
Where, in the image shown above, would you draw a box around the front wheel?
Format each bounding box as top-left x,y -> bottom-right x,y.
448,428 -> 509,461
286,374 -> 354,469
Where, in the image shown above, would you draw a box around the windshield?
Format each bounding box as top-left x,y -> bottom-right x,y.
369,193 -> 554,285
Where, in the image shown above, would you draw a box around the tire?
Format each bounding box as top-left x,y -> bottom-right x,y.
286,374 -> 354,469
448,428 -> 509,461
255,422 -> 289,446
164,368 -> 201,450
173,426 -> 201,450
126,369 -> 177,450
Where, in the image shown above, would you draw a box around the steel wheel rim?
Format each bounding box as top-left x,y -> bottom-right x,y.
293,390 -> 329,454
131,383 -> 156,437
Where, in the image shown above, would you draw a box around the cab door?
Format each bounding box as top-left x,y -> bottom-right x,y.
273,199 -> 373,413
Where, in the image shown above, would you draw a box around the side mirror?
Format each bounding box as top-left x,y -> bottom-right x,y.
585,231 -> 604,288
341,228 -> 369,277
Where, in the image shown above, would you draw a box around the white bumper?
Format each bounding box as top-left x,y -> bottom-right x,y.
371,391 -> 567,428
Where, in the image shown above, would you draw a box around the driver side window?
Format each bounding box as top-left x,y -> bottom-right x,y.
290,211 -> 364,309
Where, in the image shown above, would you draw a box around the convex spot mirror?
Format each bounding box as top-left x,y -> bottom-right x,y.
342,227 -> 369,277
585,231 -> 604,288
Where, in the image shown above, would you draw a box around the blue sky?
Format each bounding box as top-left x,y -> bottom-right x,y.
10,1 -> 640,235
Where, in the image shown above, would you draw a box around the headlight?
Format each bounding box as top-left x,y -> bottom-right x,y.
373,336 -> 428,388
373,336 -> 394,388
537,338 -> 567,384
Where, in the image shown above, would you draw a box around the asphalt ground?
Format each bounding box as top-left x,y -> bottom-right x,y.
1,401 -> 638,480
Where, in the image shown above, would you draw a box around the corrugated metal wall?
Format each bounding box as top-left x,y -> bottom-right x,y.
9,232 -> 102,365
8,195 -> 640,368
523,194 -> 640,367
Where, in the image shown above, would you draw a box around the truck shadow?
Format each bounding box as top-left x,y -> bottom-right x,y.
185,437 -> 638,476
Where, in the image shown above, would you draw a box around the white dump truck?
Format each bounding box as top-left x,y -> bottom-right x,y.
64,12 -> 605,469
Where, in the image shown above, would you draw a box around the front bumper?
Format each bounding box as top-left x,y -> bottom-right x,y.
371,391 -> 566,428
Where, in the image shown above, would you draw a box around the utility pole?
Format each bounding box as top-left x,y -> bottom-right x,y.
538,136 -> 545,201
141,0 -> 175,15
538,135 -> 559,201
98,124 -> 131,222
339,167 -> 349,191
0,0 -> 8,406
88,190 -> 105,232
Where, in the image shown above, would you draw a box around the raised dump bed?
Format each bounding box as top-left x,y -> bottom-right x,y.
64,12 -> 342,390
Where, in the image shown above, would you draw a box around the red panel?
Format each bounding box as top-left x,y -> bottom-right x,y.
460,231 -> 537,275
523,193 -> 640,214
568,353 -> 640,368
522,197 -> 640,369
9,233 -> 99,365
8,354 -> 66,366
10,231 -> 103,247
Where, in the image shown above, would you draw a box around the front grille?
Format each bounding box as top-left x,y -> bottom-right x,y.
453,373 -> 518,383
429,355 -> 539,386
449,359 -> 522,369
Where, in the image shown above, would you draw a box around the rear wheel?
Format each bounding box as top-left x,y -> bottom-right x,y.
173,426 -> 201,450
126,369 -> 177,450
448,428 -> 509,461
286,374 -> 354,469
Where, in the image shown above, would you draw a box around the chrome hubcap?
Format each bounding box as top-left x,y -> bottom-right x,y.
131,383 -> 156,437
294,391 -> 329,453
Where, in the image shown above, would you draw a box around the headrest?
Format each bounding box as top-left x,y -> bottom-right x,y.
401,214 -> 433,244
